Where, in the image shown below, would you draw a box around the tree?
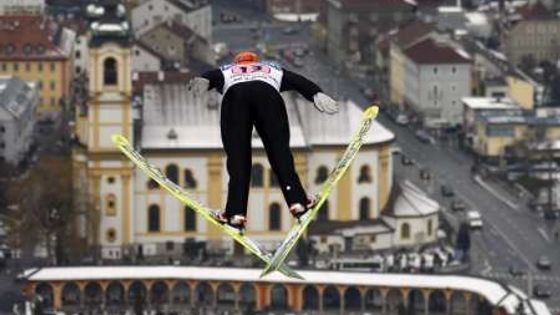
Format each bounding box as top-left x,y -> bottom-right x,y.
5,156 -> 87,265
519,54 -> 537,73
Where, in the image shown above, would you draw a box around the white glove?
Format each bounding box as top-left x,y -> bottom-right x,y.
187,77 -> 210,95
313,92 -> 338,114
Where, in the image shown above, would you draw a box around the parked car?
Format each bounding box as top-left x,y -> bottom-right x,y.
509,264 -> 525,277
536,255 -> 552,270
467,210 -> 483,229
441,185 -> 455,197
395,114 -> 409,125
401,155 -> 413,165
533,285 -> 552,298
451,200 -> 466,211
415,130 -> 432,144
419,168 -> 432,180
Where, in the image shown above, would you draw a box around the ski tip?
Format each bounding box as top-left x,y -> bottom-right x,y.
111,134 -> 128,146
364,105 -> 379,118
259,266 -> 274,278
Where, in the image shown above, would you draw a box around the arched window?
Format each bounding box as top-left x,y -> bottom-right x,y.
148,205 -> 160,232
105,194 -> 117,216
359,197 -> 370,221
251,164 -> 264,187
401,223 -> 410,240
184,169 -> 197,189
166,164 -> 179,185
184,206 -> 196,231
269,203 -> 281,231
317,200 -> 329,221
427,219 -> 433,236
103,57 -> 118,86
315,166 -> 329,184
358,165 -> 372,183
147,179 -> 159,190
269,169 -> 279,187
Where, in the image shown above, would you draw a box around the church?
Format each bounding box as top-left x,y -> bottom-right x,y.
72,1 -> 437,260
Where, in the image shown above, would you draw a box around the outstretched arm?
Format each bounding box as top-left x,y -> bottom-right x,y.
280,68 -> 338,114
280,68 -> 322,102
200,69 -> 225,92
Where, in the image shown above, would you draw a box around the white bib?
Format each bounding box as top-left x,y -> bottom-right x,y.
220,61 -> 283,94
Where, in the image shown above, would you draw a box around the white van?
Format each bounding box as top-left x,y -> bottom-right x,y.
467,210 -> 483,229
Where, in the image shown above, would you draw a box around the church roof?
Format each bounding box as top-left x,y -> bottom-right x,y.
140,84 -> 395,150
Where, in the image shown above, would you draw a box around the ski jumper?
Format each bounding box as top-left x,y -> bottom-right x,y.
201,61 -> 322,218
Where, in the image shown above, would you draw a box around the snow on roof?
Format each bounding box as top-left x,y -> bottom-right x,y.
465,12 -> 488,25
437,6 -> 463,13
462,97 -> 519,110
273,13 -> 318,22
26,265 -> 524,312
391,180 -> 439,217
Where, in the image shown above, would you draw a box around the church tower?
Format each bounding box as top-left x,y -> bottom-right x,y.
73,0 -> 134,259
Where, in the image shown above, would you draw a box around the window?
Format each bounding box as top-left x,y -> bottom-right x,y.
359,197 -> 370,220
147,179 -> 160,190
269,169 -> 279,187
370,235 -> 376,243
50,97 -> 56,106
427,219 -> 433,236
50,62 -> 55,72
1,63 -> 5,71
38,63 -> 43,72
315,166 -> 329,184
251,164 -> 264,187
433,67 -> 438,74
401,223 -> 410,240
358,165 -> 372,183
166,241 -> 174,251
165,164 -> 179,184
452,66 -> 456,74
486,125 -> 514,137
107,176 -> 115,184
183,169 -> 197,189
37,81 -> 42,90
135,49 -> 140,56
106,194 -> 117,216
184,206 -> 196,231
317,200 -> 329,221
25,63 -> 30,72
106,229 -> 116,242
50,81 -> 56,91
13,63 -> 19,72
103,57 -> 118,85
148,4 -> 153,10
269,203 -> 281,231
148,205 -> 160,232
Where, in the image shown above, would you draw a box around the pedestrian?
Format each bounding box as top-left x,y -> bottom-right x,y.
188,51 -> 338,231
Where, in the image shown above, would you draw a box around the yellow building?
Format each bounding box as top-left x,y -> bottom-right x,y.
0,16 -> 74,119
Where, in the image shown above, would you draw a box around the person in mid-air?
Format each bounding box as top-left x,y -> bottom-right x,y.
188,51 -> 338,231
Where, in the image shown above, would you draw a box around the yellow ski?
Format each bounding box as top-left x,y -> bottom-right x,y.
260,105 -> 380,278
112,135 -> 303,279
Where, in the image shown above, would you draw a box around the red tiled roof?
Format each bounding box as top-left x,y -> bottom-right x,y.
339,0 -> 413,10
0,16 -> 67,61
394,20 -> 434,48
518,1 -> 554,20
404,37 -> 471,64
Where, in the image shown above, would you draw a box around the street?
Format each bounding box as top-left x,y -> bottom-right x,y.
211,2 -> 560,311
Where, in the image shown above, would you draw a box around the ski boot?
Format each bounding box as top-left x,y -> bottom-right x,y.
213,210 -> 247,234
289,194 -> 318,222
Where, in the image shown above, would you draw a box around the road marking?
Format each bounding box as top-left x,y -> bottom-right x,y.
537,228 -> 551,243
474,176 -> 519,211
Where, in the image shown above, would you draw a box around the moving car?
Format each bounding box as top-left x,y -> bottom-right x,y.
536,255 -> 552,270
467,210 -> 483,229
401,155 -> 413,165
419,168 -> 431,180
508,264 -> 525,277
395,114 -> 409,125
451,200 -> 466,211
415,130 -> 433,144
441,185 -> 455,197
533,285 -> 552,298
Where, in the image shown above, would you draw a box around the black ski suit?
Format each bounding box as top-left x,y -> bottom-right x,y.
201,61 -> 322,218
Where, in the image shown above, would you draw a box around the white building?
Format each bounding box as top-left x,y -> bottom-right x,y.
0,77 -> 38,165
0,0 -> 44,15
401,36 -> 472,127
130,0 -> 212,41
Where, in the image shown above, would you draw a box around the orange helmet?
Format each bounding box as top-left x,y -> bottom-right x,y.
234,51 -> 259,64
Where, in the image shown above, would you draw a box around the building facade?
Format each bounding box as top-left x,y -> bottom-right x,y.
0,0 -> 45,15
0,76 -> 38,165
0,16 -> 75,120
391,36 -> 472,127
503,2 -> 560,65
